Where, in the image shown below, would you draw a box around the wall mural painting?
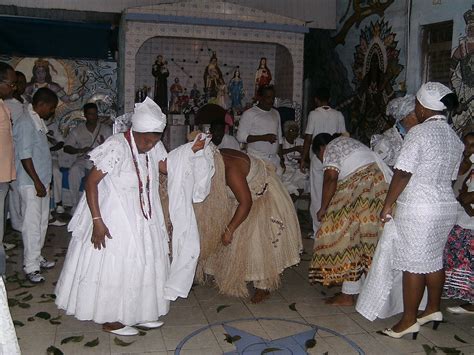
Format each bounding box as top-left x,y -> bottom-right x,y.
451,5 -> 473,134
350,18 -> 403,144
5,56 -> 117,136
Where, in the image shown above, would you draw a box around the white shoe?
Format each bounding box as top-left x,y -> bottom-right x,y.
106,326 -> 139,336
417,311 -> 443,330
136,321 -> 164,329
40,257 -> 56,269
56,205 -> 65,214
447,306 -> 474,315
380,322 -> 420,339
26,271 -> 45,283
49,218 -> 67,227
3,242 -> 16,251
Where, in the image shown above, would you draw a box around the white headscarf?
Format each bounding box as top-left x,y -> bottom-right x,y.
386,95 -> 415,123
132,97 -> 167,133
416,82 -> 452,111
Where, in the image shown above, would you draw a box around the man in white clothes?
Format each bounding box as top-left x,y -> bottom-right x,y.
12,88 -> 58,283
63,102 -> 112,211
300,87 -> 347,238
236,85 -> 284,172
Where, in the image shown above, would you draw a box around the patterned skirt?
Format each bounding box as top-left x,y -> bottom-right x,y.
443,224 -> 473,303
309,163 -> 388,286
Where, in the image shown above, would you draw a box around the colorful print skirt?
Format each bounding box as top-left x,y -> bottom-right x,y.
443,224 -> 473,303
309,163 -> 388,286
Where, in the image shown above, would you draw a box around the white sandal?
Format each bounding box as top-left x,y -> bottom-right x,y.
135,321 -> 164,329
105,325 -> 139,336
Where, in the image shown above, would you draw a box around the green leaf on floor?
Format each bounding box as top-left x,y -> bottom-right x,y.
224,333 -> 241,344
305,338 -> 317,349
27,317 -> 35,322
289,302 -> 297,311
46,345 -> 64,355
13,320 -> 24,327
35,311 -> 51,320
84,337 -> 99,347
454,335 -> 467,344
49,316 -> 62,325
22,294 -> 33,301
18,302 -> 30,308
61,335 -> 84,344
216,304 -> 230,313
113,337 -> 135,347
8,298 -> 19,307
138,330 -> 147,336
261,348 -> 282,354
422,344 -> 437,354
15,291 -> 28,297
41,293 -> 56,299
435,346 -> 461,354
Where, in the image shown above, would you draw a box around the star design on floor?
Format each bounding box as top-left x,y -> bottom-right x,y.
222,324 -> 317,354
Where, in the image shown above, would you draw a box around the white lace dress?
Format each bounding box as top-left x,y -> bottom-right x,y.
0,277 -> 20,355
392,117 -> 463,273
55,134 -> 171,325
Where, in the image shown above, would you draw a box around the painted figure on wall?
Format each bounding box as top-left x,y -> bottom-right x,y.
451,5 -> 474,131
350,19 -> 403,144
204,52 -> 224,98
169,77 -> 183,113
24,58 -> 84,104
254,57 -> 272,99
152,55 -> 169,112
228,69 -> 244,111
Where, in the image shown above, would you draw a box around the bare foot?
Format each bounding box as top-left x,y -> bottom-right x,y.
103,322 -> 125,332
325,293 -> 354,306
251,289 -> 270,303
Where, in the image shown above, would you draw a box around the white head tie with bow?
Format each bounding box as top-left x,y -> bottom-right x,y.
416,82 -> 452,111
132,97 -> 167,133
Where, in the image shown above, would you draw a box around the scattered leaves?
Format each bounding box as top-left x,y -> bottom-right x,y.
18,302 -> 30,308
454,335 -> 467,344
61,335 -> 84,344
46,345 -> 64,355
22,294 -> 33,302
422,344 -> 437,354
289,303 -> 297,312
224,333 -> 242,344
261,348 -> 282,354
27,317 -> 35,322
49,316 -> 62,325
113,337 -> 135,347
15,291 -> 28,297
138,330 -> 147,336
36,311 -> 52,320
8,298 -> 19,307
13,320 -> 24,327
305,338 -> 317,349
84,337 -> 100,347
216,305 -> 230,313
435,346 -> 461,354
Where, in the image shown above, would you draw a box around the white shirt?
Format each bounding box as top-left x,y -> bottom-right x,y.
305,106 -> 346,137
4,98 -> 26,125
283,137 -> 304,165
47,120 -> 64,160
237,105 -> 282,158
65,122 -> 112,151
218,134 -> 240,150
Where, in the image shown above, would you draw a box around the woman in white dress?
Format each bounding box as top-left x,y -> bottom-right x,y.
379,82 -> 463,339
55,98 -> 204,336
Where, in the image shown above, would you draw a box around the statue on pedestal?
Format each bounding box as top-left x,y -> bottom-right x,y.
254,57 -> 272,99
152,55 -> 169,111
169,77 -> 183,113
203,52 -> 224,98
228,69 -> 244,111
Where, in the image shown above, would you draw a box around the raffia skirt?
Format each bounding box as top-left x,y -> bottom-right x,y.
194,154 -> 302,297
309,163 -> 388,286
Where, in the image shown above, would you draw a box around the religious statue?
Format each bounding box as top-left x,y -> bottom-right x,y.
203,52 -> 224,98
254,57 -> 272,99
228,69 -> 244,111
190,83 -> 201,100
169,77 -> 183,113
152,55 -> 169,111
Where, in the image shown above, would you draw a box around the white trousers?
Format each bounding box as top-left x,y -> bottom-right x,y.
20,185 -> 49,274
69,159 -> 89,209
309,156 -> 324,235
52,159 -> 62,205
7,181 -> 23,231
0,183 -> 8,244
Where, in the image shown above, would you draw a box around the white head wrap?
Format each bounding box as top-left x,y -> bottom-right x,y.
131,97 -> 167,133
385,95 -> 415,122
416,82 -> 452,111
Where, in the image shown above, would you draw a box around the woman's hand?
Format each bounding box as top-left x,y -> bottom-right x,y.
316,207 -> 327,222
221,227 -> 234,246
191,135 -> 206,153
379,205 -> 393,223
91,219 -> 112,250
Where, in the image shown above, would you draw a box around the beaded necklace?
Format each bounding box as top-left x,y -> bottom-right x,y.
124,130 -> 152,219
